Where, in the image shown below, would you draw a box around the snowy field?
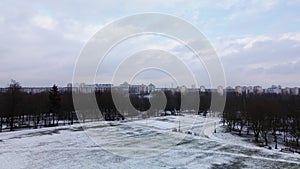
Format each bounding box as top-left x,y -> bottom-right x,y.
0,115 -> 300,169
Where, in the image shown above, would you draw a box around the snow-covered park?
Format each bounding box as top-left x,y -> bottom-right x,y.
1,115 -> 300,169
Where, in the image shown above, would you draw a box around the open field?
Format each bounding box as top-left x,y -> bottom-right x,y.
0,115 -> 300,169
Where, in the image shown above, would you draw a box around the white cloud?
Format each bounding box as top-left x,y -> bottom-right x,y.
60,19 -> 104,42
216,0 -> 240,10
236,36 -> 272,49
215,32 -> 300,86
31,15 -> 57,30
279,32 -> 300,42
208,0 -> 280,12
216,33 -> 300,57
224,0 -> 280,21
0,0 -> 298,87
258,0 -> 279,11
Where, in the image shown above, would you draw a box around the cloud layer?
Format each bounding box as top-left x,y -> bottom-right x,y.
0,0 -> 299,87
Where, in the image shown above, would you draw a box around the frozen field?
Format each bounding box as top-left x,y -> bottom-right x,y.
0,115 -> 300,169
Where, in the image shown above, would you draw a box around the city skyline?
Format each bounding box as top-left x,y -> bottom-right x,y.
2,80 -> 300,89
1,81 -> 300,96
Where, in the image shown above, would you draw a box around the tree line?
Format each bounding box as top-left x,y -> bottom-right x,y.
222,92 -> 300,150
0,80 -> 213,131
0,80 -> 76,131
1,79 -> 299,151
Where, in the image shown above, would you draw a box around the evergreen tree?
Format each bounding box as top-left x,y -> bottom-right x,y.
49,85 -> 61,126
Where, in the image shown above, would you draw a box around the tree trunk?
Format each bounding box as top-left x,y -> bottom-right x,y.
247,127 -> 249,135
0,116 -> 2,132
273,128 -> 277,149
71,111 -> 73,125
52,113 -> 55,126
254,130 -> 259,142
274,134 -> 277,149
239,119 -> 243,135
10,117 -> 14,131
255,135 -> 259,142
264,132 -> 268,146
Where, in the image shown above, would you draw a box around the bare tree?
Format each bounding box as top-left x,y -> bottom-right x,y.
6,80 -> 22,131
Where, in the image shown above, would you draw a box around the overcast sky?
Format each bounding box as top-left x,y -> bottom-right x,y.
0,0 -> 299,88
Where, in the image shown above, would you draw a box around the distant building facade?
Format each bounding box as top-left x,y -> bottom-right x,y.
254,86 -> 263,94
291,87 -> 299,95
266,85 -> 282,94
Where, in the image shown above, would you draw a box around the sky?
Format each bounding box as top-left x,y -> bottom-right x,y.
0,0 -> 300,88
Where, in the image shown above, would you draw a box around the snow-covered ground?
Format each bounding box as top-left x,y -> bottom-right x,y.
0,115 -> 300,169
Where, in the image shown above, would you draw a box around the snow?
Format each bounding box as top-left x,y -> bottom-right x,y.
0,114 -> 300,169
